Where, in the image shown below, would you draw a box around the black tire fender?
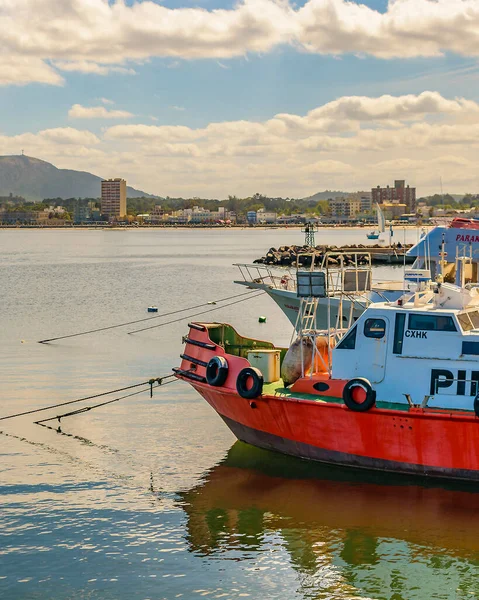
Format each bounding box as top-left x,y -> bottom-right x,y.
236,367 -> 263,400
474,394 -> 479,418
342,378 -> 376,412
206,356 -> 229,387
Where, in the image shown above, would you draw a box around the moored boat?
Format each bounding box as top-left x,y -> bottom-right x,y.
235,218 -> 479,328
175,275 -> 479,481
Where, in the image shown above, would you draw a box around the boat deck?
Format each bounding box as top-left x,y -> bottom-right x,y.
262,379 -> 410,411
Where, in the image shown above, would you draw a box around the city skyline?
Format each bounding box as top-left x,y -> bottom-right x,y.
2,0 -> 479,197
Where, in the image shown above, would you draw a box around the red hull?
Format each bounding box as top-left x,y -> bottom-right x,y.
192,382 -> 479,480
178,323 -> 479,481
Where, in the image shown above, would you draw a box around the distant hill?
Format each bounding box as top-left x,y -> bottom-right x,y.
301,190 -> 350,203
0,155 -> 158,201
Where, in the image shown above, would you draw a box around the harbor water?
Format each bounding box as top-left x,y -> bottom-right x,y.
1,227 -> 479,600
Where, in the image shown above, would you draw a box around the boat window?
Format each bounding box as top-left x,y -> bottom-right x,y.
458,312 -> 473,332
462,341 -> 479,355
470,311 -> 479,329
408,314 -> 457,332
457,310 -> 479,331
393,313 -> 406,354
364,318 -> 386,339
336,326 -> 357,350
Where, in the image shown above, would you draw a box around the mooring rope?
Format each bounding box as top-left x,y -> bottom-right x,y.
37,290 -> 258,344
35,377 -> 181,425
128,291 -> 265,334
0,374 -> 176,422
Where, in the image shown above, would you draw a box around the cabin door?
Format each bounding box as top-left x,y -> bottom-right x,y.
358,316 -> 389,383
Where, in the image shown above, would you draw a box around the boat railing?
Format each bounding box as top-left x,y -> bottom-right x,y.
322,252 -> 373,297
234,263 -> 296,291
236,251 -> 381,300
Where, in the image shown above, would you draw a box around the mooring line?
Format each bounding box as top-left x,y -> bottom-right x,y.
0,374 -> 176,422
128,291 -> 265,334
37,290 -> 258,344
35,377 -> 182,425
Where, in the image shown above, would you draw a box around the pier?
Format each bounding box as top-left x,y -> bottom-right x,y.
253,244 -> 415,267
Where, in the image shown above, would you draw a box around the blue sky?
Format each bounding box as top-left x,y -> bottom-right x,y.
2,0 -> 479,197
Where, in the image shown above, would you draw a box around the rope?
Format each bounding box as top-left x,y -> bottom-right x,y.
37,290 -> 258,344
128,291 -> 265,334
35,377 -> 181,425
0,374 -> 176,422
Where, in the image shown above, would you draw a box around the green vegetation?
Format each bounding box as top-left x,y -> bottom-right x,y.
127,192 -> 333,218
1,193 -> 335,221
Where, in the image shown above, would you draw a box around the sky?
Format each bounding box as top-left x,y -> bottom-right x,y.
2,0 -> 479,198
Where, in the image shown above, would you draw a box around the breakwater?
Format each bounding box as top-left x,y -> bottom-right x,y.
253,244 -> 415,266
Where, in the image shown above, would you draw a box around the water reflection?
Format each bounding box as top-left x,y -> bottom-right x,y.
179,442 -> 479,600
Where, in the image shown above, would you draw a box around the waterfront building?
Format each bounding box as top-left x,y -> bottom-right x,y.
151,205 -> 166,224
380,202 -> 408,220
73,202 -> 91,224
328,197 -> 361,220
372,180 -> 416,212
358,191 -> 372,213
256,208 -> 277,224
101,178 -> 127,220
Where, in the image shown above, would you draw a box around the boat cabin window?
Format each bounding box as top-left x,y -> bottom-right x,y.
457,310 -> 479,332
336,325 -> 357,350
393,313 -> 406,354
408,314 -> 457,332
364,318 -> 386,339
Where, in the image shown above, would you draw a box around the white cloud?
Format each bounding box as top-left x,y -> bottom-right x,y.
54,61 -> 136,76
306,91 -> 476,121
5,92 -> 479,197
0,56 -> 63,87
105,124 -> 201,141
68,104 -> 135,119
300,159 -> 354,175
4,0 -> 479,85
296,0 -> 479,59
33,127 -> 101,145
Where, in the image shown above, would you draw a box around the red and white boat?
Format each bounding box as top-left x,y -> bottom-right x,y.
175,270 -> 479,481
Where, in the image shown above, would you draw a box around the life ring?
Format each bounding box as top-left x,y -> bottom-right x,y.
236,367 -> 263,399
342,378 -> 376,412
206,356 -> 229,387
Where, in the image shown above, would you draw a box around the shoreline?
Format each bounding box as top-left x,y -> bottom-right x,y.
0,224 -> 424,231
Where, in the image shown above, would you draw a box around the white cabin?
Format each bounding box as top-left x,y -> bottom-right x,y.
332,282 -> 479,411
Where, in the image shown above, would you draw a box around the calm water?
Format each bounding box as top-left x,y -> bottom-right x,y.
1,228 -> 479,600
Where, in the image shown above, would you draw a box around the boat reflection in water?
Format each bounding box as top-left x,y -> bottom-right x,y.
178,443 -> 479,599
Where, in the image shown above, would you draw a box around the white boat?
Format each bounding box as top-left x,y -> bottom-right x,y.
236,218 -> 479,329
235,253 -> 404,329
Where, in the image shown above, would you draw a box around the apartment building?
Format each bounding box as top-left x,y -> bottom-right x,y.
372,180 -> 416,212
101,178 -> 127,220
329,197 -> 361,220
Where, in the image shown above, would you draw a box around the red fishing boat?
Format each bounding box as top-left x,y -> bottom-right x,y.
175,269 -> 479,481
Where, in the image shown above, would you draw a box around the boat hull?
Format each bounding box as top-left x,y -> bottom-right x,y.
191,382 -> 479,481
264,287 -> 402,327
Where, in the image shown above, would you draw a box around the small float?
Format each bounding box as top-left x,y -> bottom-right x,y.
175,266 -> 479,481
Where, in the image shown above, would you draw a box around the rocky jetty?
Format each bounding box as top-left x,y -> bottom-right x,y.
253,244 -> 413,267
